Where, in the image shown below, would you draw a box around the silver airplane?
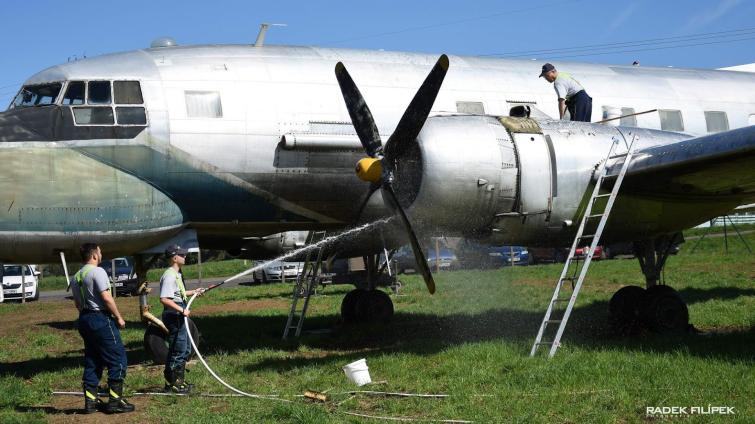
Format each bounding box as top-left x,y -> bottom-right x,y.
2,41 -> 754,340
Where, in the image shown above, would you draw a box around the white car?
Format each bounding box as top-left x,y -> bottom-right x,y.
1,264 -> 40,302
252,261 -> 304,283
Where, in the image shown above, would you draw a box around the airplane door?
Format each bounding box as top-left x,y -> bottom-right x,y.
511,133 -> 553,217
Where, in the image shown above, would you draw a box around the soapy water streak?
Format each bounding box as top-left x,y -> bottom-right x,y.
183,218 -> 392,401
220,217 -> 393,286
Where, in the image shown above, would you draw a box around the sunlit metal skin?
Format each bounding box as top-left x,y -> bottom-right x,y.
0,45 -> 754,263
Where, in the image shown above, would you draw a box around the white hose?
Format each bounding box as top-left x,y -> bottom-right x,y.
184,292 -> 291,402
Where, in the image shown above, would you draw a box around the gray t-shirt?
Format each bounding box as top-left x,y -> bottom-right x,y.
554,72 -> 585,100
70,265 -> 111,312
159,268 -> 186,304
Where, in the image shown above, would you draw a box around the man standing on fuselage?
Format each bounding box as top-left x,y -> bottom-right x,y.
540,63 -> 593,122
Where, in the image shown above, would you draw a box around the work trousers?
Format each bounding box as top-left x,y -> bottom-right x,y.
566,90 -> 593,122
163,304 -> 192,372
77,310 -> 128,387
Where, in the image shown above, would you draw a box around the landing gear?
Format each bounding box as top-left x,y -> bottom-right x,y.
340,253 -> 396,324
608,286 -> 645,335
642,285 -> 689,333
608,233 -> 690,334
341,289 -> 394,323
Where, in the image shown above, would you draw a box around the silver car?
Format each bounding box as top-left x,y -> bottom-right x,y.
252,261 -> 304,283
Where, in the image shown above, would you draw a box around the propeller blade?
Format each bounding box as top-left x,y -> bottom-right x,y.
355,182 -> 381,219
383,54 -> 449,163
335,62 -> 383,158
382,184 -> 436,294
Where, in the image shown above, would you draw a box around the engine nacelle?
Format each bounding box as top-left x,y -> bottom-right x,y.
395,115 -> 519,236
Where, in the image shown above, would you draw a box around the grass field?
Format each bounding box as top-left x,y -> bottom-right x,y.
0,233 -> 753,423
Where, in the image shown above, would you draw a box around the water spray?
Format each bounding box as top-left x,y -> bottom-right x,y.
182,219 -> 390,400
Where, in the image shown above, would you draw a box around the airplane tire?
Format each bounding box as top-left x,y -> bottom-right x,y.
143,319 -> 200,365
642,285 -> 689,333
355,290 -> 394,323
341,289 -> 367,323
608,285 -> 646,335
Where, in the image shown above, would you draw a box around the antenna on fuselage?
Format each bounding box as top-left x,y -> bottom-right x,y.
254,23 -> 287,47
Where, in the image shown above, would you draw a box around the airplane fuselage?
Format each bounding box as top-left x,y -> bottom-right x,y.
2,45 -> 755,262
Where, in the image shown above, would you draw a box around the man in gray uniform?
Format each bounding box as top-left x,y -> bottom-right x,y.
70,243 -> 134,414
160,244 -> 205,393
539,63 -> 593,122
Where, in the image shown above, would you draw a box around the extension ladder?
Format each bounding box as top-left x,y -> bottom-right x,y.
283,231 -> 328,339
530,132 -> 636,357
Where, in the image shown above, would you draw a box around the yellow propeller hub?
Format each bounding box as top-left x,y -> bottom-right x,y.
355,157 -> 383,183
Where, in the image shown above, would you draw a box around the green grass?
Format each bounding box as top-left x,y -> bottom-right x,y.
1,234 -> 753,422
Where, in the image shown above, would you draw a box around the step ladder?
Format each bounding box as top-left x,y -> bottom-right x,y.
283,231 -> 328,339
531,133 -> 636,358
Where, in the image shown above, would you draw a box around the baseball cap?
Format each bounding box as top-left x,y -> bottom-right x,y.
539,63 -> 556,77
165,244 -> 188,258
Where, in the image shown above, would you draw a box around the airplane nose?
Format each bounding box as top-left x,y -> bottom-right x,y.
0,136 -> 185,263
0,107 -> 59,142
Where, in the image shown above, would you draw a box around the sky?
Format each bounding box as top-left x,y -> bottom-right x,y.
1,0 -> 754,106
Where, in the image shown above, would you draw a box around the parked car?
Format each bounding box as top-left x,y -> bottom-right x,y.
528,247 -> 570,264
394,246 -> 459,273
1,264 -> 40,302
574,245 -> 605,260
490,246 -> 531,266
603,240 -> 682,259
252,261 -> 305,283
99,257 -> 139,295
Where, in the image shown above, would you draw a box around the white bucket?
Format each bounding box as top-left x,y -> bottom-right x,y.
342,358 -> 371,386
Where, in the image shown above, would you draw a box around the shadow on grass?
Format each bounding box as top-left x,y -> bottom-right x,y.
678,287 -> 755,305
0,320 -> 150,379
14,405 -> 82,415
4,295 -> 753,379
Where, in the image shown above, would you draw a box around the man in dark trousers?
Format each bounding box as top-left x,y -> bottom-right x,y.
160,244 -> 205,393
70,243 -> 135,414
539,63 -> 593,122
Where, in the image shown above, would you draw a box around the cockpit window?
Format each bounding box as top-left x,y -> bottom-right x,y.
87,81 -> 111,104
70,80 -> 147,126
11,83 -> 62,108
62,81 -> 85,105
114,81 -> 143,104
73,107 -> 115,125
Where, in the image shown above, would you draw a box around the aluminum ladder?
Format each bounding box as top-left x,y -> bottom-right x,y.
531,133 -> 636,357
283,231 -> 328,339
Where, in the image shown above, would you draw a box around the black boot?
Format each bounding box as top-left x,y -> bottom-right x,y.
176,365 -> 194,393
164,366 -> 191,394
104,381 -> 135,414
83,384 -> 103,414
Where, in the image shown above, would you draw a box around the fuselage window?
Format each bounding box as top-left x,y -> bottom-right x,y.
116,107 -> 147,125
704,111 -> 729,133
114,81 -> 143,104
62,81 -> 85,105
185,91 -> 223,118
456,101 -> 485,114
659,109 -> 684,132
87,81 -> 111,105
11,83 -> 62,108
73,107 -> 115,125
620,107 -> 636,126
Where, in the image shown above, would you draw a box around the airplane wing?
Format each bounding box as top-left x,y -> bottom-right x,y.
606,125 -> 755,204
